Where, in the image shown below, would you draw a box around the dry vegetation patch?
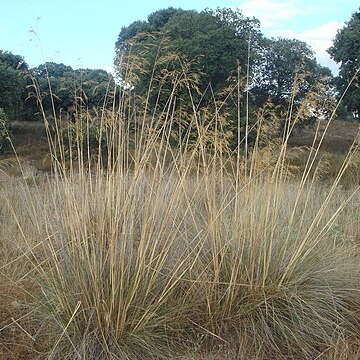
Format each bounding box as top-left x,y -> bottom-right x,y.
0,71 -> 359,359
1,142 -> 360,359
288,120 -> 359,153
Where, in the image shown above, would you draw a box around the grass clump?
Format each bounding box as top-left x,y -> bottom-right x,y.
1,59 -> 360,359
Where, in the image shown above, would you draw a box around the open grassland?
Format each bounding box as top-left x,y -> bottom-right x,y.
288,120 -> 359,153
0,79 -> 360,359
2,118 -> 358,182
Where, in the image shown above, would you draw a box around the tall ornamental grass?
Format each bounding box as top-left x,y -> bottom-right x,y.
1,53 -> 360,359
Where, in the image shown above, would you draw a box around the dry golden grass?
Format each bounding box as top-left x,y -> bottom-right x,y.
0,58 -> 360,359
1,123 -> 359,359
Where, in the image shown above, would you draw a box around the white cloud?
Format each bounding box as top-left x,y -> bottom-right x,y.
237,1 -> 343,74
241,0 -> 305,28
299,22 -> 342,73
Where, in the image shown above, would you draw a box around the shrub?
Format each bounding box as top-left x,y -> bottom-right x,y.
59,114 -> 109,162
0,108 -> 11,153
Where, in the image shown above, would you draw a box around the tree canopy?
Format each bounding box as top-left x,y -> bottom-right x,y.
31,62 -> 115,118
0,51 -> 28,119
115,8 -> 262,93
250,37 -> 333,122
0,52 -> 116,121
328,7 -> 360,118
114,7 -> 333,142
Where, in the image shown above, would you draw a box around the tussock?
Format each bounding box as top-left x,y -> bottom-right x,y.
0,56 -> 360,359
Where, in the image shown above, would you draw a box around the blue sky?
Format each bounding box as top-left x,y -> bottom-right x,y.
1,0 -> 359,74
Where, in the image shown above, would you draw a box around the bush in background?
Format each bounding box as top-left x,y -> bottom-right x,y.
0,108 -> 11,153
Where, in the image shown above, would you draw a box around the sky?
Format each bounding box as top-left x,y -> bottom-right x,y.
1,0 -> 359,75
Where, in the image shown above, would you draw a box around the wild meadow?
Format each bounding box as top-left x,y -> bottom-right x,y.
0,57 -> 360,360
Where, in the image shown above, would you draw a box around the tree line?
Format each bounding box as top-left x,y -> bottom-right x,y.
0,6 -> 359,126
115,6 -> 360,120
0,53 -> 116,121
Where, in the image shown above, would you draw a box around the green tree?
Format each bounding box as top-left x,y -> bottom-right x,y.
0,108 -> 11,153
0,51 -> 28,119
30,63 -> 116,118
114,7 -> 334,148
328,7 -> 360,118
77,68 -> 115,108
252,38 -> 332,108
115,8 -> 260,96
114,7 -> 264,150
248,37 -> 335,136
